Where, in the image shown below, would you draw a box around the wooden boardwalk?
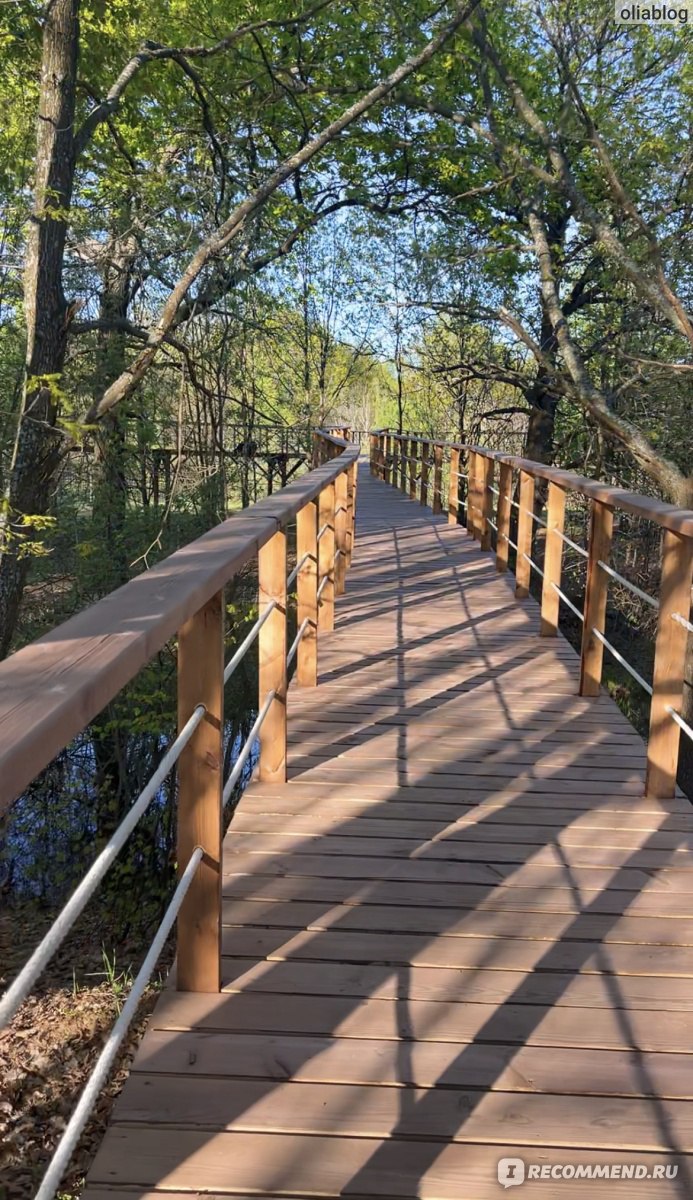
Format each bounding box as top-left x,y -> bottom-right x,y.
87,464 -> 693,1198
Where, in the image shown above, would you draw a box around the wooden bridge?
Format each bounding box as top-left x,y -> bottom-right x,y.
2,429 -> 693,1198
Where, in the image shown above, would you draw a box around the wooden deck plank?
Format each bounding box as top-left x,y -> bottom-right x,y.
112,1076 -> 693,1153
130,1028 -> 693,1099
87,1129 -> 689,1197
86,463 -> 693,1197
218,956 -> 693,1010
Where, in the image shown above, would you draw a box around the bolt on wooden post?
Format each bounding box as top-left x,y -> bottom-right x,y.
176,590 -> 223,993
318,481 -> 336,632
540,482 -> 567,636
297,500 -> 318,687
495,462 -> 513,573
515,470 -> 536,598
258,528 -> 287,781
448,447 -> 460,525
646,529 -> 693,797
579,499 -> 614,695
432,444 -> 443,514
335,470 -> 348,596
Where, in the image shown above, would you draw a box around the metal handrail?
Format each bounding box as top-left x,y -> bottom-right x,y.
287,618 -> 310,667
551,582 -> 584,622
222,689 -> 277,805
224,602 -> 277,685
0,703 -> 205,1031
597,560 -> 659,610
35,846 -> 204,1200
591,628 -> 653,695
287,552 -> 311,587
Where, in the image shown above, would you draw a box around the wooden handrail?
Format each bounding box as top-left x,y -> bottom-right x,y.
373,428 -> 693,800
374,430 -> 693,535
0,431 -> 357,812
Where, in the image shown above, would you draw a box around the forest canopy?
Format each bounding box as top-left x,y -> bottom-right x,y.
0,0 -> 691,656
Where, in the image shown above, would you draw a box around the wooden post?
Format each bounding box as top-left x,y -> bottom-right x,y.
467,451 -> 478,538
579,499 -> 614,695
479,455 -> 494,551
318,481 -> 335,632
335,470 -> 348,595
408,438 -> 417,500
432,444 -> 443,515
646,530 -> 693,797
495,462 -> 513,573
377,434 -> 385,479
346,463 -> 355,566
297,500 -> 318,687
448,447 -> 460,525
391,434 -> 399,488
540,482 -> 567,636
258,529 -> 287,781
349,461 -> 357,554
177,591 -> 223,993
369,434 -> 377,475
420,440 -> 430,506
384,433 -> 392,485
515,470 -> 536,598
399,435 -> 407,492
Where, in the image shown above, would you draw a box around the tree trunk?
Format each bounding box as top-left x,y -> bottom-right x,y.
0,0 -> 79,657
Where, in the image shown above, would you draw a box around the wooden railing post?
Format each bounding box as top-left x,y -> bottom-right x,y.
465,451 -> 474,537
346,463 -> 355,566
540,482 -> 567,636
177,591 -> 223,993
515,470 -> 536,598
369,434 -> 377,475
420,440 -> 430,506
479,454 -> 494,551
391,434 -> 399,488
408,438 -> 417,500
318,481 -> 335,631
384,433 -> 392,485
297,500 -> 318,687
335,469 -> 348,595
495,462 -> 513,573
432,444 -> 443,514
646,530 -> 693,796
579,499 -> 614,695
467,451 -> 479,538
377,434 -> 385,479
258,529 -> 287,781
399,435 -> 407,492
448,447 -> 460,525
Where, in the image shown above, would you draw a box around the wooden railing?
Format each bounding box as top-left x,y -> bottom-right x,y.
370,428 -> 693,801
0,428 -> 357,994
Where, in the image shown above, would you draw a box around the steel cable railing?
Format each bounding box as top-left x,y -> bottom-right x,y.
224,602 -> 277,685
287,618 -> 310,667
591,627 -> 653,695
597,560 -> 659,610
34,846 -> 204,1200
0,703 -> 206,1031
222,688 -> 276,805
